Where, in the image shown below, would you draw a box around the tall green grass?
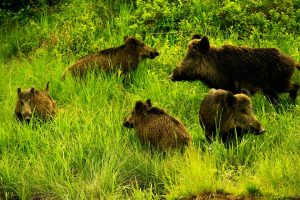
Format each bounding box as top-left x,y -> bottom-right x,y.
0,1 -> 300,199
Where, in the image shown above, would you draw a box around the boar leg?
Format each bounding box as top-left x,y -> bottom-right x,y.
288,82 -> 299,101
263,90 -> 279,104
204,128 -> 214,143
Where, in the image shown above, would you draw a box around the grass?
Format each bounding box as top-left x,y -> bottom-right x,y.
0,1 -> 300,199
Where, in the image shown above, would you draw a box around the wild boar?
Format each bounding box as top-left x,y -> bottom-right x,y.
62,36 -> 159,80
15,82 -> 56,123
170,35 -> 300,104
123,99 -> 192,151
199,89 -> 265,142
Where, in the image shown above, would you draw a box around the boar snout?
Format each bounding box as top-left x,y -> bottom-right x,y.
255,127 -> 265,135
25,116 -> 31,123
123,119 -> 133,128
149,50 -> 159,59
22,108 -> 32,122
252,121 -> 265,135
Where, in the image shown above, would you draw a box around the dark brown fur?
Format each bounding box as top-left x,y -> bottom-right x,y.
123,99 -> 192,151
199,89 -> 265,142
62,36 -> 159,80
15,82 -> 56,123
171,35 -> 300,104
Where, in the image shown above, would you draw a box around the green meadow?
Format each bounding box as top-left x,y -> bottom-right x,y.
0,0 -> 300,199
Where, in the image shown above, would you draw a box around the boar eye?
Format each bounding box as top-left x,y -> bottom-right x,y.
192,45 -> 199,50
240,108 -> 248,114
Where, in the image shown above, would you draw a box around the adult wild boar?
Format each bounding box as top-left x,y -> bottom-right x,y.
170,35 -> 300,104
199,89 -> 265,142
15,82 -> 56,123
62,36 -> 159,80
123,99 -> 192,151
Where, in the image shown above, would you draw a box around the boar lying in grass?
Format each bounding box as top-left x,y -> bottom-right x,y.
171,35 -> 300,104
15,82 -> 56,123
62,36 -> 159,80
123,99 -> 192,151
199,89 -> 265,142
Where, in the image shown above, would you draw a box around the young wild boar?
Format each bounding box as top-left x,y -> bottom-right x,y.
170,35 -> 300,104
62,36 -> 159,80
199,89 -> 265,142
123,99 -> 192,151
15,82 -> 56,123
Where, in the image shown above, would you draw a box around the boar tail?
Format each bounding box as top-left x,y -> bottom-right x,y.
61,68 -> 69,81
45,81 -> 50,92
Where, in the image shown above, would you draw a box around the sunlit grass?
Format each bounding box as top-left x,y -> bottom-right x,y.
0,1 -> 300,199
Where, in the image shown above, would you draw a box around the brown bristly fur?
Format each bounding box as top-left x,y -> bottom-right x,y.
199,89 -> 265,142
15,82 -> 56,122
171,35 -> 300,104
62,36 -> 159,80
123,99 -> 192,151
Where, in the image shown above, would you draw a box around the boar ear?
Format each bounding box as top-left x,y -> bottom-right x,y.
226,92 -> 236,107
146,99 -> 152,107
135,101 -> 146,114
45,81 -> 50,92
17,88 -> 21,96
192,34 -> 202,40
241,88 -> 250,96
125,36 -> 137,45
30,87 -> 35,95
197,36 -> 210,53
124,36 -> 130,42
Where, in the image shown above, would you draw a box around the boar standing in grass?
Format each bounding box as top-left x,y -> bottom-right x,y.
199,89 -> 265,142
15,82 -> 56,123
170,35 -> 300,104
123,99 -> 192,151
62,36 -> 159,80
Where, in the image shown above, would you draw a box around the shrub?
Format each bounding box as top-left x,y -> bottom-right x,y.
131,0 -> 300,39
0,0 -> 64,11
